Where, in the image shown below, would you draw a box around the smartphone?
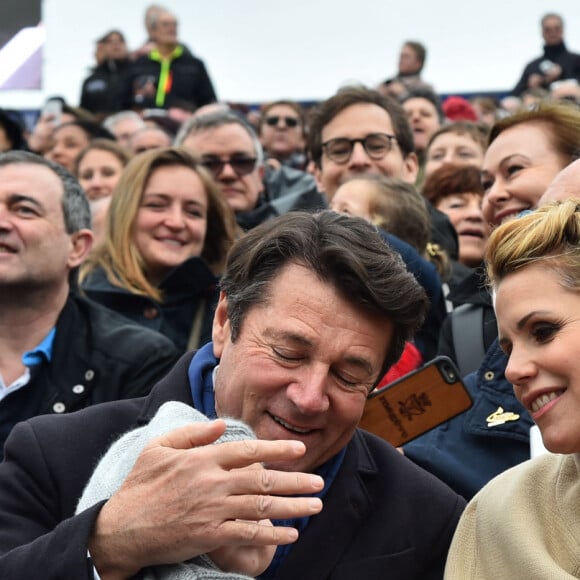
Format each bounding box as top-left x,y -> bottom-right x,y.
42,98 -> 62,125
359,356 -> 472,447
539,59 -> 556,75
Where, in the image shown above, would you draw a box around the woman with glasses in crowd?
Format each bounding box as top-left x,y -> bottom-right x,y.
79,147 -> 237,352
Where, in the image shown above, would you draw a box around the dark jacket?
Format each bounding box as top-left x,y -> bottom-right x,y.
0,351 -> 465,580
404,339 -> 533,500
0,293 -> 179,458
427,201 -> 459,262
378,230 -> 446,361
512,41 -> 580,96
81,257 -> 219,353
236,166 -> 327,231
79,58 -> 131,116
124,45 -> 217,111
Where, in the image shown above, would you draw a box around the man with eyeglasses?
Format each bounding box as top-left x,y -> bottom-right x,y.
309,86 -> 418,198
308,85 -> 453,360
176,110 -> 326,231
308,86 -> 461,268
258,100 -> 307,170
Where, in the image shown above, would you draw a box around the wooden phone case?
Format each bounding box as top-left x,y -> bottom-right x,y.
359,356 -> 472,447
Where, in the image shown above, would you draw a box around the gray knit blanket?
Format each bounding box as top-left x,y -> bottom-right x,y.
76,401 -> 258,579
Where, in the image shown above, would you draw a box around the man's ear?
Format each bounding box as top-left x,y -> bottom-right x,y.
313,164 -> 329,201
67,229 -> 93,269
401,152 -> 419,184
212,291 -> 230,359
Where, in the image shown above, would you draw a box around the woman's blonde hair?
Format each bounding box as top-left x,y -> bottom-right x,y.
488,101 -> 580,162
486,199 -> 580,292
80,147 -> 238,301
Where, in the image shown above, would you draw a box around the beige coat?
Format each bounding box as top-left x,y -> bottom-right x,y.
445,453 -> 580,579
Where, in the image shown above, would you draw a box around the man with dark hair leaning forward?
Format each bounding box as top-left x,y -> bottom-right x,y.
0,210 -> 465,579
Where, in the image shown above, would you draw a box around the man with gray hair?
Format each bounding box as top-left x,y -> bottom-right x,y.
102,110 -> 145,148
176,110 -> 326,230
124,5 -> 217,113
0,151 -> 178,459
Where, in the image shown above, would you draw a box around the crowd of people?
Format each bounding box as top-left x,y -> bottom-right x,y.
0,5 -> 580,579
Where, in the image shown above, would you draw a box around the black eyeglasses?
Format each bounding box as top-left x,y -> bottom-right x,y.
264,115 -> 300,128
322,133 -> 397,164
200,155 -> 258,178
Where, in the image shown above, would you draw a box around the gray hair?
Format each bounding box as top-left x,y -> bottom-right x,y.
175,110 -> 264,166
541,13 -> 563,28
145,4 -> 172,30
102,110 -> 146,134
0,151 -> 91,232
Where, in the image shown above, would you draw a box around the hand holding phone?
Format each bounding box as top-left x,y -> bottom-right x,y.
41,98 -> 62,126
359,357 -> 472,447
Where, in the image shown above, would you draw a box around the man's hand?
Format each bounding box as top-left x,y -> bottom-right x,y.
527,73 -> 545,88
88,420 -> 324,580
27,114 -> 58,155
208,516 -> 276,576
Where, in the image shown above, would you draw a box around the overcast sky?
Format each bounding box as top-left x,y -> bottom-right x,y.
1,0 -> 579,109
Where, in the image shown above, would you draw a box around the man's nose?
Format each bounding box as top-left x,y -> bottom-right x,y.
218,161 -> 239,181
348,141 -> 371,168
286,367 -> 330,415
0,205 -> 15,231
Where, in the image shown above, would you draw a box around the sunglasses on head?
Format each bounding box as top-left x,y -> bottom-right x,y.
200,155 -> 258,178
264,115 -> 300,128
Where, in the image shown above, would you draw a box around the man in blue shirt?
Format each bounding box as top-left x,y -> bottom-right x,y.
0,151 -> 178,458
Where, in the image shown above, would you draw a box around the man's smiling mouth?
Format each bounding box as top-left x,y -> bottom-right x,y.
269,413 -> 314,435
